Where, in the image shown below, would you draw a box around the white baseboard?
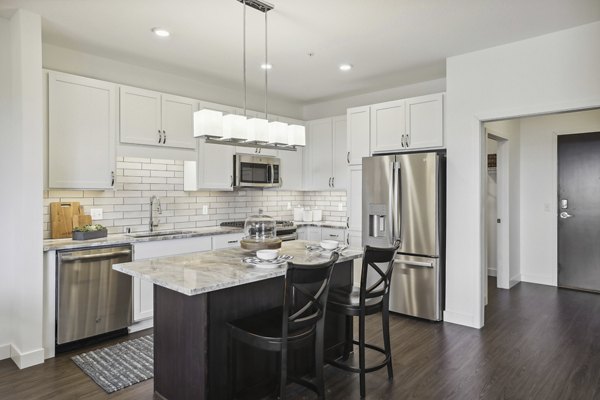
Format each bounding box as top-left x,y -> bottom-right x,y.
10,344 -> 45,369
128,318 -> 153,334
509,273 -> 521,288
443,310 -> 482,329
0,344 -> 10,360
521,273 -> 557,287
487,267 -> 497,277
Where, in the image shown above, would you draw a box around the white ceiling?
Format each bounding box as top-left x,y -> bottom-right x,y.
2,0 -> 600,104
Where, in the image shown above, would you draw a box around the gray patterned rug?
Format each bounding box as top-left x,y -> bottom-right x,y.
72,335 -> 154,393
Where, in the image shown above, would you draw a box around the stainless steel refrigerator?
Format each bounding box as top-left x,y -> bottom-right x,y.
362,151 -> 445,321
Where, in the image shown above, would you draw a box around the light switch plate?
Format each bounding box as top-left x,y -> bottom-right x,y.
90,208 -> 103,220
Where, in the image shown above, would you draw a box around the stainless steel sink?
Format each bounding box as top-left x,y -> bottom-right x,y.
126,230 -> 194,238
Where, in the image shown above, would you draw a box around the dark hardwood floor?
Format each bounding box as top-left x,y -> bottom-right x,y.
1,278 -> 600,399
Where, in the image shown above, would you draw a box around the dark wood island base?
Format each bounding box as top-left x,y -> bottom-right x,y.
153,260 -> 354,400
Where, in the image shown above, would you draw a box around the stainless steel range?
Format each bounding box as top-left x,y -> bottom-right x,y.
220,220 -> 297,241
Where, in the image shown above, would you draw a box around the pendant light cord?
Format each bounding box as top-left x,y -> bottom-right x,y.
264,10 -> 268,120
243,0 -> 247,116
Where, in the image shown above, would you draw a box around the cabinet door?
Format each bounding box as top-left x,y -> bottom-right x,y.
297,226 -> 308,241
321,227 -> 345,242
348,165 -> 363,232
132,237 -> 212,322
212,233 -> 245,249
406,93 -> 444,149
332,116 -> 348,190
306,118 -> 333,190
119,86 -> 162,146
370,99 -> 406,153
161,94 -> 197,149
279,147 -> 304,190
49,72 -> 116,189
307,226 -> 322,242
199,139 -> 235,190
347,106 -> 370,165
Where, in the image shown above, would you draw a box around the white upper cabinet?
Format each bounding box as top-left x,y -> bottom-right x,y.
346,106 -> 370,165
370,99 -> 406,153
368,93 -> 444,153
119,86 -> 196,149
306,118 -> 334,190
405,93 -> 444,149
48,71 -> 116,189
278,147 -> 304,190
305,116 -> 348,191
332,116 -> 348,190
161,94 -> 197,149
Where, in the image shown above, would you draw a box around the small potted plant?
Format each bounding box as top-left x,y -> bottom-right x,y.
72,224 -> 108,240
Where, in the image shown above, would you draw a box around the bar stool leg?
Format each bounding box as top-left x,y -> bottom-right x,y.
382,299 -> 394,380
279,344 -> 287,400
343,315 -> 353,360
358,312 -> 366,399
315,321 -> 326,399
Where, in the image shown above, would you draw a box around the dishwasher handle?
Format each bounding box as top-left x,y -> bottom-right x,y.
60,249 -> 132,262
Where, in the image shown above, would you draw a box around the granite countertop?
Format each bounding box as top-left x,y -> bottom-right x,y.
294,221 -> 348,229
113,240 -> 362,296
43,226 -> 243,252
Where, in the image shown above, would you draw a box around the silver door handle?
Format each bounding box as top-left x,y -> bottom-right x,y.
60,250 -> 131,262
332,177 -> 335,187
347,152 -> 350,164
158,130 -> 162,143
395,259 -> 434,268
560,211 -> 573,219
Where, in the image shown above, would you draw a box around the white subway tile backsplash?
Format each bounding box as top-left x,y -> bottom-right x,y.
43,159 -> 347,238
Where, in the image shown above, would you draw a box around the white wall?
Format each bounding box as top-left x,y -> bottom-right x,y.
0,15 -> 14,361
519,109 -> 600,286
445,21 -> 600,328
3,9 -> 45,368
302,78 -> 446,120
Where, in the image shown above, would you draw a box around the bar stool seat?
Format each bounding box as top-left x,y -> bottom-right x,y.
326,243 -> 400,399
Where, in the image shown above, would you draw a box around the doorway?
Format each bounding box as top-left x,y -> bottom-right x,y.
557,131 -> 600,292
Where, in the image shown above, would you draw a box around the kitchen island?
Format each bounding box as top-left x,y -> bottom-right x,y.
114,240 -> 362,400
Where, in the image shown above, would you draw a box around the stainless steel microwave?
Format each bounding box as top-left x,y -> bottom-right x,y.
234,154 -> 281,188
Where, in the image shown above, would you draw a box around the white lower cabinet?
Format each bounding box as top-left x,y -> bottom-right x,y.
347,230 -> 363,286
298,226 -> 347,243
132,236 -> 212,323
212,233 -> 244,250
321,227 -> 346,243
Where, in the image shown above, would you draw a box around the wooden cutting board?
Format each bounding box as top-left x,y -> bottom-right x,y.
50,202 -> 81,239
72,214 -> 92,229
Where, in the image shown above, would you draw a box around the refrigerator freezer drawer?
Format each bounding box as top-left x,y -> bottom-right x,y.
389,255 -> 442,321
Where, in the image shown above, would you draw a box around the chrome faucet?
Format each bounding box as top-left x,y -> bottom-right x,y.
149,196 -> 162,232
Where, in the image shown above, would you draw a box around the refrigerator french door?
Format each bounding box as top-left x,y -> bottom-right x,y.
362,152 -> 445,321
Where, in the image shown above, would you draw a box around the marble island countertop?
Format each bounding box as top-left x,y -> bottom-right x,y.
43,226 -> 243,252
113,240 -> 362,296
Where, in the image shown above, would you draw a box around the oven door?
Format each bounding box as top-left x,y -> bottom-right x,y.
235,154 -> 281,188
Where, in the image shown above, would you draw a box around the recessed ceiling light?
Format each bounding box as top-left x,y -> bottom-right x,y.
260,63 -> 273,70
339,63 -> 353,71
151,27 -> 170,37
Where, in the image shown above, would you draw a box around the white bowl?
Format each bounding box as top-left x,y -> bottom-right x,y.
320,240 -> 339,250
256,249 -> 279,260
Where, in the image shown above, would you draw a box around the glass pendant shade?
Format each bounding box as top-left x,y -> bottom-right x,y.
287,124 -> 306,146
246,117 -> 269,143
222,114 -> 247,141
268,121 -> 288,145
194,109 -> 223,138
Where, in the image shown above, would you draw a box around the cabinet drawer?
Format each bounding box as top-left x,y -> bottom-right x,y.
212,233 -> 245,250
321,227 -> 345,241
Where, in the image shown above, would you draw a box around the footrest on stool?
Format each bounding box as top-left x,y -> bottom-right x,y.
327,341 -> 391,374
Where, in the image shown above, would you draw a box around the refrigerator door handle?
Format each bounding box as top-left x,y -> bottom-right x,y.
390,161 -> 397,242
393,161 -> 403,245
395,258 -> 434,268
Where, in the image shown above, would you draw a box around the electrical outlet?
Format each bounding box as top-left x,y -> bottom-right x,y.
338,202 -> 343,211
287,202 -> 291,210
202,205 -> 209,215
90,208 -> 103,220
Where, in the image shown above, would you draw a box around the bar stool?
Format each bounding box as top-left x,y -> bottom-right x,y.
326,243 -> 399,398
227,252 -> 340,400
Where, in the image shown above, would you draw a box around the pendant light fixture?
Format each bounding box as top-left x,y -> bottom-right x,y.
194,0 -> 304,150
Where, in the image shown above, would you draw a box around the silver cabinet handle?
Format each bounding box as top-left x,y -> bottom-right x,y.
560,211 -> 573,219
230,175 -> 233,187
332,177 -> 335,187
400,135 -> 404,147
328,177 -> 332,187
347,152 -> 350,164
162,130 -> 166,144
406,134 -> 410,147
111,171 -> 115,186
158,129 -> 162,144
346,233 -> 350,245
227,240 -> 239,244
395,259 -> 434,268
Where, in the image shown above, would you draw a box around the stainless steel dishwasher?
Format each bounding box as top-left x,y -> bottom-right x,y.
56,245 -> 133,346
